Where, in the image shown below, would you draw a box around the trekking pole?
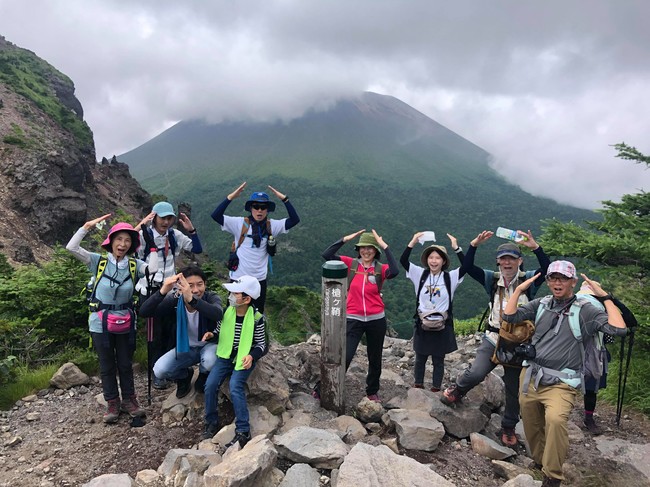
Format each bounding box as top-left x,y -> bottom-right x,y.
476,306 -> 489,334
616,329 -> 635,426
147,316 -> 154,405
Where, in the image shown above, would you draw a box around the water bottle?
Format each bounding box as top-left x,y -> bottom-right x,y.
496,227 -> 527,243
267,235 -> 277,256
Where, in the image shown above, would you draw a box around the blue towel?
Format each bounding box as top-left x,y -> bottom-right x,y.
176,296 -> 190,354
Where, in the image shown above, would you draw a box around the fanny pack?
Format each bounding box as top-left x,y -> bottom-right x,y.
99,309 -> 134,335
418,311 -> 448,332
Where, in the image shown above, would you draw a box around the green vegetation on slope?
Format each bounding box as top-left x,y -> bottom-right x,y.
0,46 -> 93,149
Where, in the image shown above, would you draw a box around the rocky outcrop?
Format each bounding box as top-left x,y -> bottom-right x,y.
0,36 -> 152,264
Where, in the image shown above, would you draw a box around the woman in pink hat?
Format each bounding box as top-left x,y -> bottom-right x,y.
66,214 -> 158,424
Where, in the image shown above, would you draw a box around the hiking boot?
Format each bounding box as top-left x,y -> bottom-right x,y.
153,375 -> 170,390
440,384 -> 463,406
584,415 -> 603,435
201,422 -> 220,440
367,394 -> 381,403
194,372 -> 209,394
412,384 -> 424,389
225,431 -> 251,449
500,426 -> 518,447
430,387 -> 441,392
541,475 -> 561,487
120,395 -> 145,418
103,398 -> 120,424
176,369 -> 193,399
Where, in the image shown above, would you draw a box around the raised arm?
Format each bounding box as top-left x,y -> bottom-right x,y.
322,229 -> 365,260
460,231 -> 493,286
519,230 -> 550,289
66,213 -> 112,264
211,182 -> 246,225
268,185 -> 300,230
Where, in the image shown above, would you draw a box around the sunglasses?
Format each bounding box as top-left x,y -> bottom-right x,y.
251,204 -> 268,211
546,273 -> 571,283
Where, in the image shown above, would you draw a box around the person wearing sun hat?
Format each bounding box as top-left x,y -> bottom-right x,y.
134,201 -> 203,390
211,182 -> 300,312
502,261 -> 627,486
319,228 -> 399,403
441,229 -> 550,449
400,233 -> 466,393
66,213 -> 159,424
200,275 -> 267,447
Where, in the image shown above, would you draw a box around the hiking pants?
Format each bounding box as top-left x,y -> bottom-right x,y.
204,357 -> 255,433
153,343 -> 218,380
345,317 -> 387,396
519,370 -> 577,482
455,337 -> 521,429
414,353 -> 445,389
92,331 -> 136,401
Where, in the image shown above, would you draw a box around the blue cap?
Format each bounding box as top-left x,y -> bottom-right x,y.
152,201 -> 176,218
244,192 -> 276,212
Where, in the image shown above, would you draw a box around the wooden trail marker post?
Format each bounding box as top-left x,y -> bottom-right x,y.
320,260 -> 348,414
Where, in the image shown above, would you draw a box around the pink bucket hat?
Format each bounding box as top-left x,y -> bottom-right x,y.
546,260 -> 577,279
101,222 -> 140,255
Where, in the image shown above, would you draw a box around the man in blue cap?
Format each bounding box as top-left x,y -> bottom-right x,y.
211,182 -> 300,312
135,201 -> 203,389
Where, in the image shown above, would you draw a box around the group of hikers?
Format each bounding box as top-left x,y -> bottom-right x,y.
66,182 -> 634,487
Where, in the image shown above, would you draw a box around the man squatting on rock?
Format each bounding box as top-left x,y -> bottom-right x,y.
139,266 -> 223,398
502,261 -> 627,487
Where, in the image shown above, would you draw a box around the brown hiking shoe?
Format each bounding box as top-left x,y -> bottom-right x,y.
541,475 -> 561,487
103,398 -> 120,424
120,395 -> 145,418
584,415 -> 603,435
440,384 -> 463,406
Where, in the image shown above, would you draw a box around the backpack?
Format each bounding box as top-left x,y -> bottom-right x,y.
347,258 -> 384,292
535,295 -> 608,389
255,310 -> 271,357
141,226 -> 178,261
85,255 -> 138,311
414,270 -> 452,331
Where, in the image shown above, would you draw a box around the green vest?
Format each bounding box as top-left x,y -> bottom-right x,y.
217,306 -> 256,371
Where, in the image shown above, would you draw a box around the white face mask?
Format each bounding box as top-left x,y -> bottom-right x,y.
228,293 -> 240,308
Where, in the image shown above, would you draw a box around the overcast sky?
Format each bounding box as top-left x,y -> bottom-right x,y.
1,0 -> 649,209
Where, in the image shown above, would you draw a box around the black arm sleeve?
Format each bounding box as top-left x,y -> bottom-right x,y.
322,239 -> 345,261
400,246 -> 413,272
383,246 -> 399,279
532,246 -> 551,287
460,244 -> 488,285
210,198 -> 231,226
283,200 -> 300,230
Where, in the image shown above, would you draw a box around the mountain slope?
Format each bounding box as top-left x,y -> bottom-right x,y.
0,36 -> 152,264
119,91 -> 594,322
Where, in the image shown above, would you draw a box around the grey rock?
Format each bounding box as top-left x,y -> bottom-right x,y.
49,363 -> 90,390
81,473 -> 134,486
355,398 -> 384,423
273,426 -> 349,469
386,409 -> 445,452
336,443 -> 455,487
491,460 -> 531,480
470,432 -> 516,460
501,474 -> 542,487
278,463 -> 320,487
204,436 -> 277,486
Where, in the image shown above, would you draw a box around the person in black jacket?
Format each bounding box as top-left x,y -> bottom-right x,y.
139,265 -> 223,398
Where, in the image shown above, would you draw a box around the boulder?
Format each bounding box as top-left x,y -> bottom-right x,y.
204,436 -> 277,487
386,409 -> 445,452
49,362 -> 90,389
273,426 -> 349,469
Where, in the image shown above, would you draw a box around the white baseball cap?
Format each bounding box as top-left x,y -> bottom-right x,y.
222,275 -> 261,299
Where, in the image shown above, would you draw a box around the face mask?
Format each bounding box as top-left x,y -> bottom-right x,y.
228,293 -> 240,308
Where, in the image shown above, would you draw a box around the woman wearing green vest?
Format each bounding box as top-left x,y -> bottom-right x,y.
201,275 -> 267,447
